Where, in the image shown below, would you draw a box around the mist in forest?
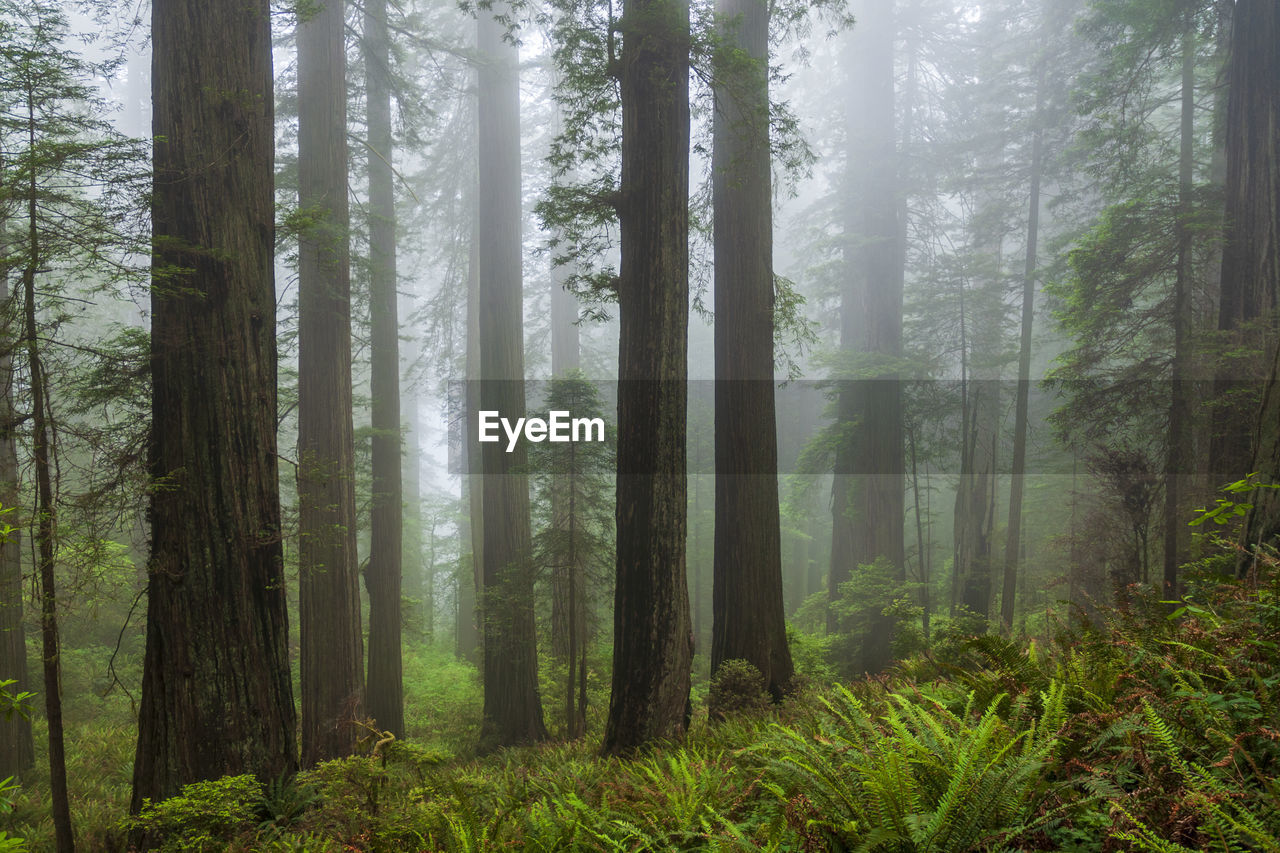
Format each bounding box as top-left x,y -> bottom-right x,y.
2,0 -> 1279,849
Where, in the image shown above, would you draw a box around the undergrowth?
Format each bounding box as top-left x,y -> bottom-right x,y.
8,564 -> 1280,851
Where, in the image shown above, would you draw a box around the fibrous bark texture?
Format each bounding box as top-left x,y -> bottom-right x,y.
364,0 -> 405,739
133,0 -> 296,808
1212,0 -> 1280,485
603,0 -> 694,756
477,3 -> 547,748
710,0 -> 794,699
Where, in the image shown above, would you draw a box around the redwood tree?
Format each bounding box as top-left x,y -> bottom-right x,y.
710,0 -> 793,699
133,0 -> 297,807
477,2 -> 547,748
297,0 -> 365,764
602,0 -> 694,756
363,0 -> 405,740
828,0 -> 904,674
1212,0 -> 1279,486
1234,0 -> 1280,569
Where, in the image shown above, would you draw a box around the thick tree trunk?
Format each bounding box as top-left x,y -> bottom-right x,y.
134,0 -> 297,809
363,0 -> 405,739
477,3 -> 547,748
1002,62 -> 1045,632
1233,1 -> 1280,572
1163,26 -> 1196,600
829,0 -> 903,674
603,0 -> 693,756
710,0 -> 793,699
0,282 -> 34,781
1212,0 -> 1279,485
297,0 -> 365,765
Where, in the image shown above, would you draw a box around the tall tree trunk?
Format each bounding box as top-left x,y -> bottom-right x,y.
1233,1 -> 1280,572
1164,24 -> 1196,600
134,0 -> 297,809
549,261 -> 581,663
297,0 -> 364,765
828,0 -> 904,675
709,0 -> 794,699
550,262 -> 586,736
909,425 -> 929,641
954,291 -> 999,621
459,213 -> 481,664
363,0 -> 405,739
477,3 -> 547,748
0,281 -> 34,781
23,157 -> 73,850
602,0 -> 693,756
1212,0 -> 1279,485
1002,60 -> 1045,632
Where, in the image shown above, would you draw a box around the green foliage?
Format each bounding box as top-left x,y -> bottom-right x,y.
0,680 -> 32,723
0,775 -> 23,851
759,684 -> 1068,851
709,660 -> 771,721
127,776 -> 266,852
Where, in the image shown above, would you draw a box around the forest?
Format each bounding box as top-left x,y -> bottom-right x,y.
1,0 -> 1279,849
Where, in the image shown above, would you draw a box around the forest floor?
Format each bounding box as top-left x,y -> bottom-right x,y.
5,563 -> 1280,852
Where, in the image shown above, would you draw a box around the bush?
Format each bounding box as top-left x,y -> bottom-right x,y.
126,775 -> 264,852
708,659 -> 770,721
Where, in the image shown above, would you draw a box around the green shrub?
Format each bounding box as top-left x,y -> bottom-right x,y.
126,775 -> 264,852
709,660 -> 770,721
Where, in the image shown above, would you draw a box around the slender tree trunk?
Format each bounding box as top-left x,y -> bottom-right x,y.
459,214 -> 482,664
550,261 -> 581,662
23,153 -> 73,850
603,0 -> 693,756
1002,61 -> 1045,632
134,0 -> 297,810
0,279 -> 34,781
909,425 -> 929,641
363,0 -> 405,739
477,3 -> 547,748
1212,0 -> 1279,486
710,0 -> 794,699
1163,24 -> 1196,600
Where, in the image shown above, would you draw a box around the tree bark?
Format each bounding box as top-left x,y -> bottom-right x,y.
0,281 -> 34,781
459,209 -> 481,664
1232,1 -> 1280,572
134,0 -> 297,809
363,0 -> 405,739
710,0 -> 793,699
1163,24 -> 1196,600
1002,59 -> 1045,632
603,0 -> 693,756
829,0 -> 904,674
1212,0 -> 1279,485
549,260 -> 581,663
297,0 -> 365,765
23,155 -> 73,849
477,3 -> 547,748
